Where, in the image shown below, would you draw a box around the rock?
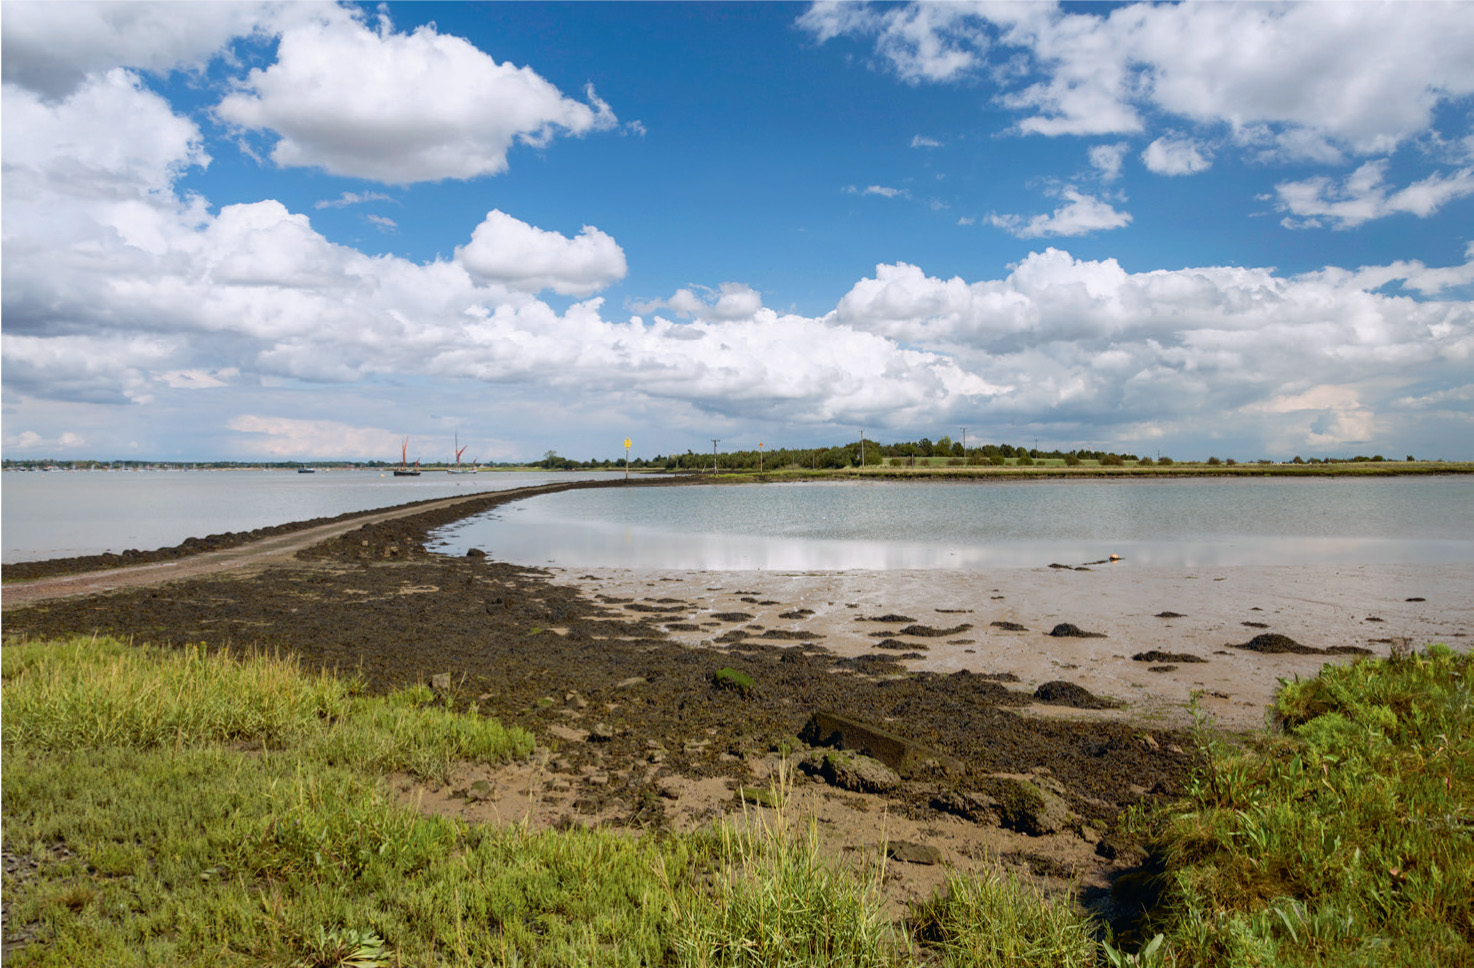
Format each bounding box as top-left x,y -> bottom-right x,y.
712,667 -> 755,697
931,790 -> 998,825
466,779 -> 493,802
799,711 -> 963,777
614,676 -> 648,689
586,773 -> 610,786
937,775 -> 1070,836
738,786 -> 780,808
429,672 -> 453,693
887,842 -> 944,865
466,548 -> 487,558
799,750 -> 901,793
978,774 -> 1070,836
588,723 -> 615,742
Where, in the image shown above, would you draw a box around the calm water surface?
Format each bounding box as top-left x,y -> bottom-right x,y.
1,469 -> 627,563
430,477 -> 1474,570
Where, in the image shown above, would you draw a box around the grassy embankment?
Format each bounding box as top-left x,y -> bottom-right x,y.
3,636 -> 1470,966
739,459 -> 1474,480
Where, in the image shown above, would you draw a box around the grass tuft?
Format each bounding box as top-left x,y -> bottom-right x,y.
908,868 -> 1095,967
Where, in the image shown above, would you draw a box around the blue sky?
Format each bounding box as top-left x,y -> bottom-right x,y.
4,1 -> 1473,463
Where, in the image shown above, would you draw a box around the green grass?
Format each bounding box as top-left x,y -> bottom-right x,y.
6,634 -> 1469,966
1142,644 -> 1474,966
909,868 -> 1097,967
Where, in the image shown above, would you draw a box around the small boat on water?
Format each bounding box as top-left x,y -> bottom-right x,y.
297,466 -> 315,473
394,436 -> 421,477
446,432 -> 477,474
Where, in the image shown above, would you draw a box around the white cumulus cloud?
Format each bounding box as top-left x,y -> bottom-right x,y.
0,0 -> 301,98
630,283 -> 764,322
1141,135 -> 1212,175
215,12 -> 617,183
800,2 -> 1474,156
455,211 -> 627,297
988,188 -> 1132,238
1277,161 -> 1474,230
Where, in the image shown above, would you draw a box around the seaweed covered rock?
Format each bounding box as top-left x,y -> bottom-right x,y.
1034,680 -> 1120,709
712,667 -> 755,696
934,773 -> 1070,836
799,749 -> 901,793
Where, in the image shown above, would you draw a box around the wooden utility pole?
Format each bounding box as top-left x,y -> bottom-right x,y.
711,439 -> 719,474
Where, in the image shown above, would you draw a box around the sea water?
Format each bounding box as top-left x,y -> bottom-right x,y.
0,469 -> 627,563
428,476 -> 1474,570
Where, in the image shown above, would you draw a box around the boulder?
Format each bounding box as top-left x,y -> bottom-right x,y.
977,774 -> 1070,836
429,672 -> 453,693
887,842 -> 944,866
799,750 -> 901,793
933,773 -> 1071,836
712,667 -> 755,696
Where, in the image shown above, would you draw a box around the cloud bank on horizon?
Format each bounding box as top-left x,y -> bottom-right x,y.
2,0 -> 1472,462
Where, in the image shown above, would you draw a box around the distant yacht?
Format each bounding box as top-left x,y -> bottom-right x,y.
447,432 -> 477,474
394,436 -> 421,477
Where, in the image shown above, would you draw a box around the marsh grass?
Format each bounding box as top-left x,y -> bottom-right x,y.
665,767 -> 904,968
8,634 -> 1467,966
1148,645 -> 1474,966
908,868 -> 1095,967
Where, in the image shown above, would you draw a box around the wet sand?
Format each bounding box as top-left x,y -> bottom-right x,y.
559,561 -> 1472,732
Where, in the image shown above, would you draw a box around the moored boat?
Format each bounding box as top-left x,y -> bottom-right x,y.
394,437 -> 421,476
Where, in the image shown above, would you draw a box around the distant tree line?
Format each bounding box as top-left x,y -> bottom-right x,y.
5,448 -> 1424,474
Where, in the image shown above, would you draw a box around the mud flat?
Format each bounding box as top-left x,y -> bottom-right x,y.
564,561 -> 1472,732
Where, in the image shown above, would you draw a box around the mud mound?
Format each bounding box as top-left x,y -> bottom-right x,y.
1048,623 -> 1107,639
874,639 -> 927,651
710,612 -> 753,622
1131,651 -> 1205,664
893,623 -> 972,637
1232,633 -> 1321,654
1154,611 -> 1185,619
859,614 -> 916,623
1033,681 -> 1120,709
990,621 -> 1029,632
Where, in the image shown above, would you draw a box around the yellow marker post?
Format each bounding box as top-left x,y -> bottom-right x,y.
624,437 -> 632,480
759,442 -> 764,473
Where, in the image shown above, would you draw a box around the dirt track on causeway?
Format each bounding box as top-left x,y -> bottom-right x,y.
0,481 -> 599,609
